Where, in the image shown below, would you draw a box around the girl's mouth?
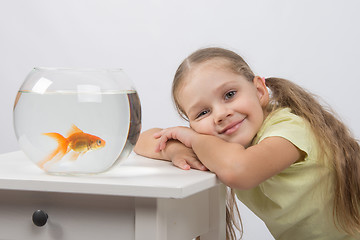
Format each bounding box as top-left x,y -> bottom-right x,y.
221,120 -> 244,135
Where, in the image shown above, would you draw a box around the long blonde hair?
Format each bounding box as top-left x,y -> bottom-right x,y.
172,47 -> 360,238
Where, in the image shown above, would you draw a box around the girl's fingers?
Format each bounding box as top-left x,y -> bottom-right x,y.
172,158 -> 191,170
153,131 -> 162,139
154,130 -> 176,151
154,135 -> 171,152
172,157 -> 208,171
158,135 -> 170,151
186,158 -> 208,171
153,128 -> 172,139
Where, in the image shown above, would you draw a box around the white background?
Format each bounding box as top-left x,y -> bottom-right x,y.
1,1 -> 360,239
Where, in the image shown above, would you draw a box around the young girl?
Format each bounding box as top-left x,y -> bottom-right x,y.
134,47 -> 360,240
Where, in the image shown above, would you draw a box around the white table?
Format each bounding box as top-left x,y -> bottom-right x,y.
0,151 -> 225,240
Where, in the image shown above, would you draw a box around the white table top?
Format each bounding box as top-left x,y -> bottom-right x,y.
0,151 -> 220,199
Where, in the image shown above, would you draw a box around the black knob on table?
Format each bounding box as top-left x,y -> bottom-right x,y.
32,210 -> 48,227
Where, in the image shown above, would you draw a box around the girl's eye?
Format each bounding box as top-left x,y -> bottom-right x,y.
225,90 -> 236,100
196,109 -> 209,119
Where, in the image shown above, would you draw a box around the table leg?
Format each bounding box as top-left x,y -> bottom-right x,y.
199,185 -> 226,240
135,198 -> 167,240
135,185 -> 225,240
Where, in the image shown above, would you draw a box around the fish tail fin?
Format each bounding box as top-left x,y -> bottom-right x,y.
38,133 -> 69,169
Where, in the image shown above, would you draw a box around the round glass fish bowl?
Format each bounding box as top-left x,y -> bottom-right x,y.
13,68 -> 141,174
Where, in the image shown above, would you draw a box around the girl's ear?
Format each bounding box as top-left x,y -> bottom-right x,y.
253,76 -> 269,107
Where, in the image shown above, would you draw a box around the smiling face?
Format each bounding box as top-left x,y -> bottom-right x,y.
177,59 -> 269,147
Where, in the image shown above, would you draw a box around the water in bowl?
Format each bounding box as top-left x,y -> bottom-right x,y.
13,90 -> 141,174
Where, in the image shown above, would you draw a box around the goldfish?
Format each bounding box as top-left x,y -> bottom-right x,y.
38,124 -> 106,169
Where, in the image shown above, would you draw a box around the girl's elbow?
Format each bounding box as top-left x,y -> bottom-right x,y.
133,141 -> 144,155
217,168 -> 260,190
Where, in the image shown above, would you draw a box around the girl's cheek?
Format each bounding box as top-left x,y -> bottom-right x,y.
198,124 -> 214,135
190,122 -> 206,134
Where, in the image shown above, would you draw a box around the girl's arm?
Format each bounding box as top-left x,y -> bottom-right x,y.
134,128 -> 168,159
155,127 -> 301,189
191,134 -> 301,189
134,128 -> 207,170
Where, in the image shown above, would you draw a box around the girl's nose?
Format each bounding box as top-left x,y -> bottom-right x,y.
214,105 -> 232,124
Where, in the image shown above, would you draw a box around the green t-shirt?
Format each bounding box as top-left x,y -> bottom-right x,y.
236,108 -> 355,240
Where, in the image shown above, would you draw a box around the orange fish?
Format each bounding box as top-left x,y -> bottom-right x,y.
38,125 -> 106,169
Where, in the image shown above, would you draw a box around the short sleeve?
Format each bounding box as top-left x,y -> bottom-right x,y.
252,108 -> 316,161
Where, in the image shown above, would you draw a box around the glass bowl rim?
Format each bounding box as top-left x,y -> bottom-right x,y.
33,67 -> 124,72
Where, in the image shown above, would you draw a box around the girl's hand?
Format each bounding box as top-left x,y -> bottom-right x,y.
153,126 -> 197,152
134,128 -> 206,171
164,141 -> 207,171
153,127 -> 207,171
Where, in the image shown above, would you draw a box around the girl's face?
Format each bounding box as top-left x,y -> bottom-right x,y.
178,60 -> 269,147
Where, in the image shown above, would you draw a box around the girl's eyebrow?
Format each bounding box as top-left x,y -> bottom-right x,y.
217,80 -> 240,90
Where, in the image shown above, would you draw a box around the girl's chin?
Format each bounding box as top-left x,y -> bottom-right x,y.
226,135 -> 252,147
